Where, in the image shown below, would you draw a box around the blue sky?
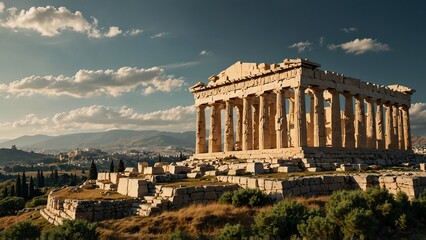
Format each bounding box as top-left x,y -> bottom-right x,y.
0,0 -> 425,138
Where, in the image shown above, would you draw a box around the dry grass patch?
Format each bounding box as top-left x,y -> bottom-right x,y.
51,188 -> 131,200
260,171 -> 358,179
97,203 -> 262,239
0,210 -> 53,232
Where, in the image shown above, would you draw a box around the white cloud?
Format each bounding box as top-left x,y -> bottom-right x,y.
319,36 -> 325,47
410,102 -> 426,136
150,32 -> 168,38
200,50 -> 212,56
288,41 -> 313,53
0,3 -> 140,38
0,2 -> 5,13
0,66 -> 185,98
328,38 -> 390,55
105,26 -> 122,38
160,61 -> 199,69
341,27 -> 357,33
0,105 -> 197,137
126,28 -> 143,36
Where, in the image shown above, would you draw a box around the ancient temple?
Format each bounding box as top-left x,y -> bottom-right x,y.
189,59 -> 415,163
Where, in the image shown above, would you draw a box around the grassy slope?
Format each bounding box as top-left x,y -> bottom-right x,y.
0,209 -> 52,232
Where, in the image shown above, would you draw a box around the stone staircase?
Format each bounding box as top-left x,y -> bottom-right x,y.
130,182 -> 170,216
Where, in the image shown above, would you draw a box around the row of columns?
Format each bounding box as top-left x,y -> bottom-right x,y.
195,87 -> 412,154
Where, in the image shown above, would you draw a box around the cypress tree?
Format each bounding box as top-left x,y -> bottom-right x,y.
109,160 -> 114,173
36,170 -> 41,188
158,154 -> 162,162
2,186 -> 8,198
54,169 -> 59,185
10,185 -> 15,196
40,170 -> 45,187
22,171 -> 28,200
16,174 -> 22,197
117,159 -> 125,172
89,160 -> 98,180
29,176 -> 35,199
179,151 -> 184,161
74,174 -> 78,185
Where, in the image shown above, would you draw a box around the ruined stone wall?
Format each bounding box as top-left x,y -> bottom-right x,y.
217,173 -> 426,200
41,193 -> 137,225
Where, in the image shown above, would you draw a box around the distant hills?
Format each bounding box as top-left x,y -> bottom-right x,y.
0,148 -> 51,165
412,136 -> 426,146
0,130 -> 196,153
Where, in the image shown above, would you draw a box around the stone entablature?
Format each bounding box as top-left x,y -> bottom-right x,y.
190,58 -> 415,160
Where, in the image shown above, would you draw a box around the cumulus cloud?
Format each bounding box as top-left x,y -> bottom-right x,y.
288,41 -> 313,53
150,32 -> 168,38
410,102 -> 426,136
0,2 -> 5,13
341,27 -> 357,33
328,38 -> 390,55
0,105 -> 196,137
105,26 -> 122,38
0,66 -> 185,98
0,3 -> 140,38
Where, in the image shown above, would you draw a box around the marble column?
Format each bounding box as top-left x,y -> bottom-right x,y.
375,100 -> 385,149
242,96 -> 253,151
366,98 -> 376,149
294,86 -> 307,147
398,107 -> 404,150
401,105 -> 411,151
253,103 -> 259,149
392,105 -> 399,150
269,94 -> 277,149
288,98 -> 295,147
259,93 -> 270,150
355,95 -> 366,148
330,90 -> 342,147
275,89 -> 288,148
313,88 -> 326,147
308,94 -> 315,146
385,103 -> 394,150
195,105 -> 206,154
209,103 -> 221,153
343,93 -> 355,148
235,104 -> 243,151
224,100 -> 234,152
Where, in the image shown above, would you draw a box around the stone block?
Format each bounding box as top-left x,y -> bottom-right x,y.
169,165 -> 189,174
246,162 -> 264,174
420,163 -> 426,172
278,166 -> 299,173
187,172 -> 201,179
138,162 -> 149,173
117,177 -> 129,196
228,169 -> 245,176
127,179 -> 148,198
144,167 -> 164,175
339,164 -> 354,171
307,167 -> 320,172
247,178 -> 258,188
205,170 -> 220,176
162,187 -> 175,197
353,164 -> 368,171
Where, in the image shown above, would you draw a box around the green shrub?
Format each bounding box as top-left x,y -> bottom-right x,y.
26,195 -> 48,208
325,190 -> 368,224
166,231 -> 192,240
0,197 -> 25,216
218,189 -> 268,208
252,200 -> 308,239
217,223 -> 247,240
412,189 -> 426,223
41,219 -> 98,240
218,191 -> 234,205
341,208 -> 379,240
0,221 -> 40,240
298,215 -> 337,240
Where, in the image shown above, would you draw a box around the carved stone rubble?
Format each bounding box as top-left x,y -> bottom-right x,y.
189,58 -> 416,162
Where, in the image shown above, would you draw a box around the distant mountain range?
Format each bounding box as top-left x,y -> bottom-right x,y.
0,130 -> 196,153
